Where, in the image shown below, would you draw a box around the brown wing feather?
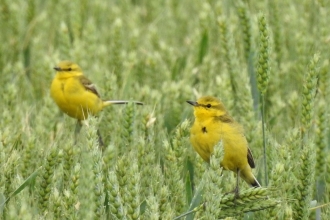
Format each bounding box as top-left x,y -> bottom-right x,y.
216,114 -> 234,123
78,75 -> 100,97
247,147 -> 255,168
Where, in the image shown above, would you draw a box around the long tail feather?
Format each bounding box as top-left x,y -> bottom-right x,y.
251,175 -> 261,188
103,100 -> 143,106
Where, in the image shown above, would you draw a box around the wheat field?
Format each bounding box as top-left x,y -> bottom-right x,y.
0,0 -> 329,219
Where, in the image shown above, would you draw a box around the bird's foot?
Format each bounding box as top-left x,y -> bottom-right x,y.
224,187 -> 240,205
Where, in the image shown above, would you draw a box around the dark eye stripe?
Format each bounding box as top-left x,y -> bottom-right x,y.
199,104 -> 207,108
200,103 -> 224,111
200,104 -> 213,108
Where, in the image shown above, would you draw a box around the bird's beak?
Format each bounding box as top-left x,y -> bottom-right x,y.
186,100 -> 198,106
54,67 -> 61,71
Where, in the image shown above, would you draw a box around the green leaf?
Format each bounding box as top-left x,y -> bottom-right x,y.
185,170 -> 193,205
139,200 -> 147,215
0,167 -> 42,209
198,29 -> 209,65
0,193 -> 6,214
186,183 -> 204,220
172,56 -> 187,80
174,180 -> 204,220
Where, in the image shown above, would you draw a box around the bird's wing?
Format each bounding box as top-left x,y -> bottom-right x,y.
78,75 -> 100,97
247,147 -> 256,168
216,114 -> 234,123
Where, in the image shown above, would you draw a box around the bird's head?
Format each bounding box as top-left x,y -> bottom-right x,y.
54,61 -> 82,73
187,96 -> 227,119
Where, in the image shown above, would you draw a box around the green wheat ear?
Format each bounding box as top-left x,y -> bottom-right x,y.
236,1 -> 252,62
37,148 -> 59,214
315,102 -> 326,178
107,171 -> 126,219
268,0 -> 283,66
121,102 -> 135,148
58,22 -> 71,59
218,17 -> 239,104
292,140 -> 316,219
257,13 -> 270,95
301,53 -> 319,133
1,0 -> 329,219
203,142 -> 224,219
164,140 -> 186,215
257,13 -> 270,186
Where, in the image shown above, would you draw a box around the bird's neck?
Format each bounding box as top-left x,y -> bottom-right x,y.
194,110 -> 226,121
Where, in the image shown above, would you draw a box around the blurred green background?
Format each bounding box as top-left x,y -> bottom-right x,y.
0,0 -> 329,219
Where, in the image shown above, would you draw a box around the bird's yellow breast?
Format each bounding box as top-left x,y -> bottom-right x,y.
190,118 -> 248,172
50,74 -> 103,120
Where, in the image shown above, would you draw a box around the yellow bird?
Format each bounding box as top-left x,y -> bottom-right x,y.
187,96 -> 260,190
50,61 -> 143,147
51,60 -> 143,121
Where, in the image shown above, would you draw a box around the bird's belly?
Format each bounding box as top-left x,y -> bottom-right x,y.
63,94 -> 103,120
190,125 -> 248,172
51,80 -> 103,120
190,130 -> 221,162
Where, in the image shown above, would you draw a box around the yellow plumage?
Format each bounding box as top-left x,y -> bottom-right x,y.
50,61 -> 142,121
187,96 -> 260,188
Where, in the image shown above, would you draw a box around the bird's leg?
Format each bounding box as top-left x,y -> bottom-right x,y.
223,169 -> 240,202
74,120 -> 82,144
234,169 -> 240,200
225,169 -> 241,206
75,120 -> 104,150
97,129 -> 104,151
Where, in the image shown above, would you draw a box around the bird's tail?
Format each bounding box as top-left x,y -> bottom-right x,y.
251,175 -> 261,188
240,166 -> 261,188
103,100 -> 143,107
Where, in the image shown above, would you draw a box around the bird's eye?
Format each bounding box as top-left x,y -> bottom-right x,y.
206,104 -> 211,108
